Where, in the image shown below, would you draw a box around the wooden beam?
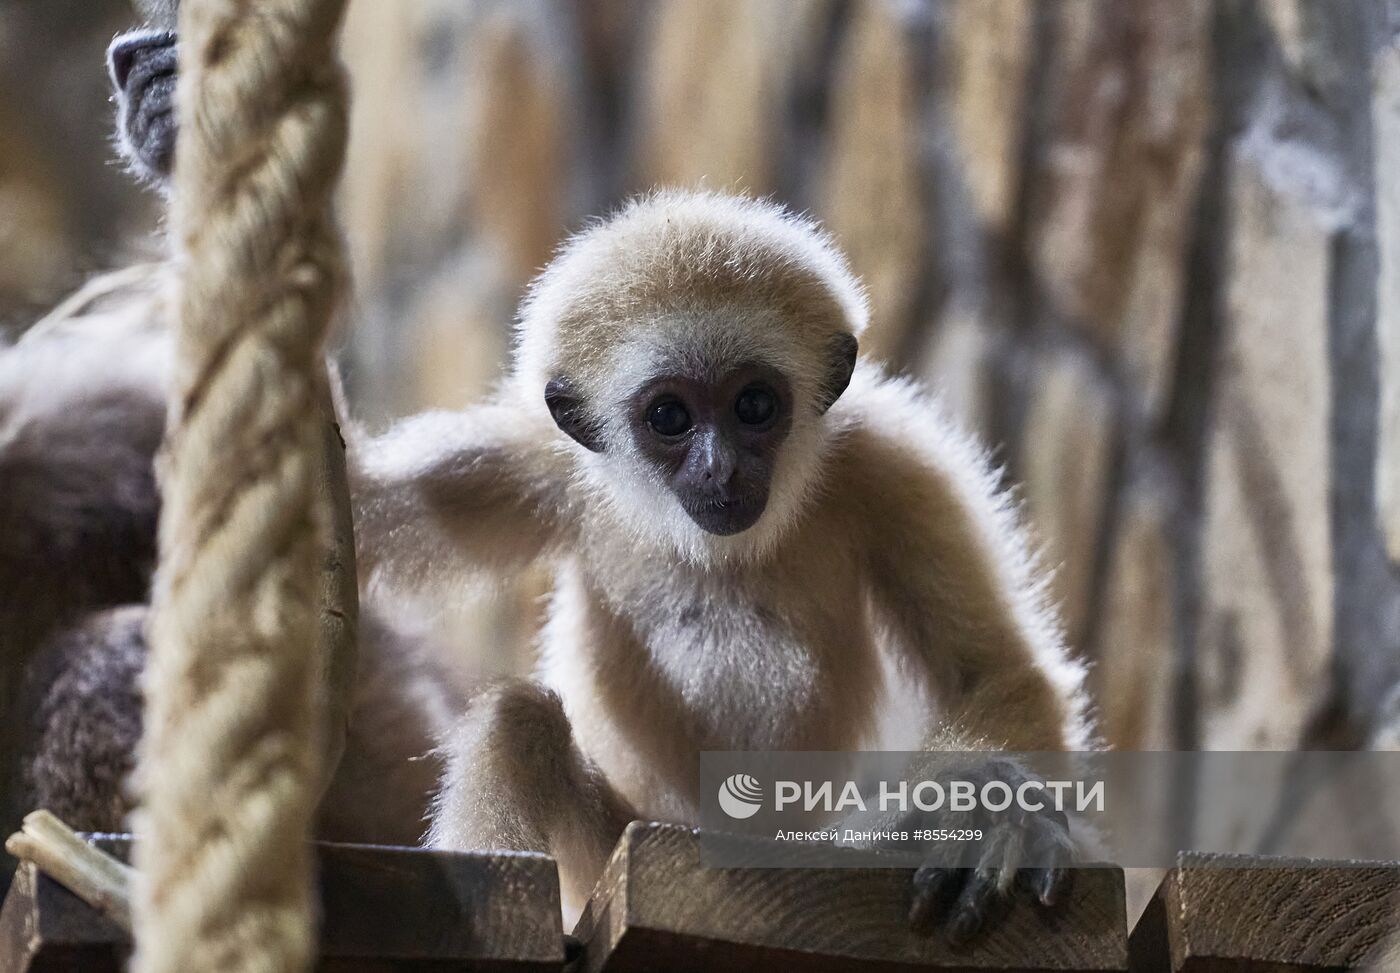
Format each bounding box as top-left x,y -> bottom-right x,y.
1128,852 -> 1400,972
0,838 -> 564,972
0,861 -> 120,973
573,822 -> 1128,972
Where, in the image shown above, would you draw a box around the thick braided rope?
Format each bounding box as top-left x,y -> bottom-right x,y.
132,1 -> 349,970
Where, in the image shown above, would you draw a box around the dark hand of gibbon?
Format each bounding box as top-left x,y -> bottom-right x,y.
901,759 -> 1074,944
107,29 -> 178,184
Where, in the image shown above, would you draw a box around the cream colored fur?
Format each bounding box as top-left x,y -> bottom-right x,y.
351,191 -> 1094,920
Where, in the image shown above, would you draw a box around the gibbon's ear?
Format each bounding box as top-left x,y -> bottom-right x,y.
545,378 -> 605,452
816,333 -> 858,414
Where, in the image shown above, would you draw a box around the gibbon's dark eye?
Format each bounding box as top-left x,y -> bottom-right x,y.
735,385 -> 777,426
647,397 -> 692,437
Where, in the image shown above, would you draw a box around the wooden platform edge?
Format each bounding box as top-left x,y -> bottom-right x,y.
1127,851 -> 1400,972
0,862 -> 125,973
1,837 -> 565,972
574,821 -> 1129,973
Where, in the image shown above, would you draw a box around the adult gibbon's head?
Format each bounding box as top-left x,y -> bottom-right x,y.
513,190 -> 867,559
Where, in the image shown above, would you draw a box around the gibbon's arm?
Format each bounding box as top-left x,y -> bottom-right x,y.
429,681 -> 632,917
837,375 -> 1089,753
350,403 -> 575,591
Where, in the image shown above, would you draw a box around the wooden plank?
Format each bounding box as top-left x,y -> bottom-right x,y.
0,838 -> 564,972
573,822 -> 1127,973
0,861 -> 121,973
313,841 -> 561,966
1127,852 -> 1400,972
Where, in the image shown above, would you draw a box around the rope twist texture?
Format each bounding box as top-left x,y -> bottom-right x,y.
133,1 -> 349,969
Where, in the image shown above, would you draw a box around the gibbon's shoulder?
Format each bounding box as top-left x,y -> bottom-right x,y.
824,364 -> 1044,576
824,364 -> 1090,745
828,362 -> 1000,493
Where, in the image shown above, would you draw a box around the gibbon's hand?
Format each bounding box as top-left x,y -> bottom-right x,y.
107,29 -> 179,183
900,758 -> 1075,944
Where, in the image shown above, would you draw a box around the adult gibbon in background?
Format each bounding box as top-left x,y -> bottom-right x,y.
0,14 -> 455,877
0,267 -> 456,853
353,191 -> 1096,939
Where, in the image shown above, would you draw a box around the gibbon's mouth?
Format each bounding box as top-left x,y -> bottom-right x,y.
681,494 -> 767,536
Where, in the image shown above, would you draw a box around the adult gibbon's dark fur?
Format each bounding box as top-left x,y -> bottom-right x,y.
0,268 -> 455,861
0,278 -> 166,851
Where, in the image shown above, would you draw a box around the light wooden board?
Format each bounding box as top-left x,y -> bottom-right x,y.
0,838 -> 564,973
1127,851 -> 1400,972
574,822 -> 1128,972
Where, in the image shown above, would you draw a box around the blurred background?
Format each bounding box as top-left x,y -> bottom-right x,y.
4,0 -> 1400,753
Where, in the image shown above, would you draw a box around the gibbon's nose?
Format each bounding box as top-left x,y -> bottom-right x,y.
698,433 -> 738,491
108,31 -> 173,90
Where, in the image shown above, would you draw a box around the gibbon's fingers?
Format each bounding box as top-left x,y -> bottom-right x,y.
945,866 -> 1009,945
1021,864 -> 1072,908
1016,820 -> 1074,907
907,865 -> 963,933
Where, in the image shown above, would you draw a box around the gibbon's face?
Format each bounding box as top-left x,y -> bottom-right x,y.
625,361 -> 793,535
544,321 -> 858,544
518,193 -> 870,553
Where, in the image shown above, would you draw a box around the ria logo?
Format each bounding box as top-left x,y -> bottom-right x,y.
717,773 -> 763,819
